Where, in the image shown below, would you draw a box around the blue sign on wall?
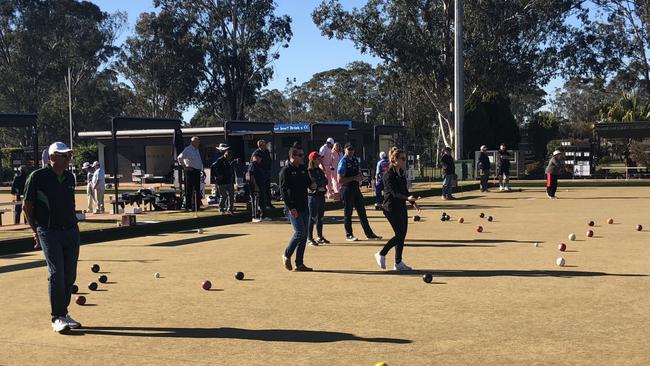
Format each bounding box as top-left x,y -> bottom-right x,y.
273,123 -> 311,133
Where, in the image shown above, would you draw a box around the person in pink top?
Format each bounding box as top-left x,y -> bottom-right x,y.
319,137 -> 335,197
329,142 -> 343,200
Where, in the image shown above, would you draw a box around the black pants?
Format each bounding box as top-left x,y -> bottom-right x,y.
380,208 -> 408,264
546,174 -> 558,197
341,184 -> 375,237
251,189 -> 268,220
479,169 -> 489,191
185,169 -> 201,209
14,203 -> 23,224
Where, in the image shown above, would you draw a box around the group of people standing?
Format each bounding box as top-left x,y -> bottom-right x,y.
81,161 -> 105,214
280,141 -> 415,272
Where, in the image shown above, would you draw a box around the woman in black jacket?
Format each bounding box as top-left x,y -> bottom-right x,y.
374,147 -> 419,271
306,151 -> 330,245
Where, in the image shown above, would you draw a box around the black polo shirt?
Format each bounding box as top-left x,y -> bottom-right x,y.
23,166 -> 78,230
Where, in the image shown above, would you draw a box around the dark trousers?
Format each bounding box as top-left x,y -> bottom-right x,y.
479,169 -> 490,191
546,174 -> 559,197
308,194 -> 325,240
37,226 -> 80,321
284,208 -> 309,265
14,203 -> 23,224
185,169 -> 201,209
341,184 -> 375,237
375,180 -> 384,206
251,191 -> 263,220
380,208 -> 408,264
218,184 -> 235,212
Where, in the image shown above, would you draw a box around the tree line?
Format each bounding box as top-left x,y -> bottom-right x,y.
0,0 -> 648,162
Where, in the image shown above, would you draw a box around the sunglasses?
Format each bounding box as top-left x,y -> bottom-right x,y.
53,152 -> 71,159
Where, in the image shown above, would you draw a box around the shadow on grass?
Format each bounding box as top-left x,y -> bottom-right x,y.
78,259 -> 160,263
326,243 -> 495,248
73,326 -> 411,344
149,233 -> 247,247
415,204 -> 509,210
0,259 -> 46,274
312,268 -> 647,279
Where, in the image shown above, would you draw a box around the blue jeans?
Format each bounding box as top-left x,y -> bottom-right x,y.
308,194 -> 325,240
37,226 -> 80,321
284,208 -> 309,265
218,184 -> 235,212
442,174 -> 456,197
375,180 -> 384,206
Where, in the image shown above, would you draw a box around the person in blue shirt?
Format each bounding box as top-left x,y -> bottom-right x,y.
337,142 -> 382,242
374,151 -> 390,210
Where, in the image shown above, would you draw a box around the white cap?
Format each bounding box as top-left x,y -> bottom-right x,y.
553,150 -> 562,156
480,145 -> 487,151
92,161 -> 100,168
380,151 -> 387,159
82,162 -> 90,169
48,142 -> 72,156
326,137 -> 335,144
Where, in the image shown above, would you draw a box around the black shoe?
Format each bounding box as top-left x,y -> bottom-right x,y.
366,234 -> 383,241
294,264 -> 313,272
317,237 -> 330,244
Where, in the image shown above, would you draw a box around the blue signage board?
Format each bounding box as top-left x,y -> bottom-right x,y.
273,123 -> 311,133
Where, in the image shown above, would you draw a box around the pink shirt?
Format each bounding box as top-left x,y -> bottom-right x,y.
330,150 -> 341,172
319,144 -> 333,169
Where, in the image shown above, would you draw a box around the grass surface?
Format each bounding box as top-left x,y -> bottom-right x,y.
0,186 -> 648,365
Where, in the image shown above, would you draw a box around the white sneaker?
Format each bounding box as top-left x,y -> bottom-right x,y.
374,252 -> 386,269
51,317 -> 70,333
394,261 -> 413,271
345,235 -> 358,242
251,218 -> 262,223
499,186 -> 504,191
64,314 -> 82,329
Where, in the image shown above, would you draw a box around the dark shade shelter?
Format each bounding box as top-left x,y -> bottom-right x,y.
111,117 -> 182,212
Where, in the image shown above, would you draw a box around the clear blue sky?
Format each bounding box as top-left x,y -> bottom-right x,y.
90,0 -> 561,120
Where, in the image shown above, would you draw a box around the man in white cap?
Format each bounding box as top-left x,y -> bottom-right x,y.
477,145 -> 491,192
91,161 -> 105,213
319,137 -> 335,198
81,162 -> 95,213
23,142 -> 82,333
374,151 -> 390,210
177,136 -> 204,211
545,150 -> 564,199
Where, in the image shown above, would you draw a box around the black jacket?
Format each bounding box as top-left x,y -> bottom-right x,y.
11,174 -> 27,198
308,167 -> 328,196
211,157 -> 234,185
441,154 -> 455,175
279,163 -> 311,212
252,148 -> 272,176
478,153 -> 490,171
382,167 -> 410,212
498,149 -> 511,170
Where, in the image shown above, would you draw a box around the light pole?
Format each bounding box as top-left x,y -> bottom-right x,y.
67,66 -> 73,150
454,0 -> 464,160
